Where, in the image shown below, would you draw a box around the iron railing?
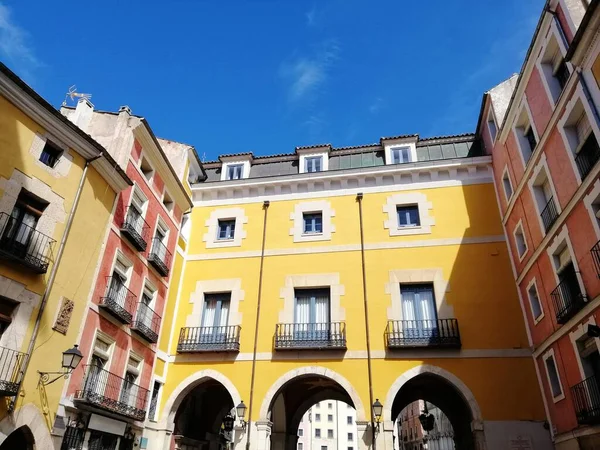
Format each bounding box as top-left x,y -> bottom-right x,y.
0,346 -> 27,396
60,427 -> 85,450
575,134 -> 600,181
99,276 -> 136,324
593,240 -> 600,279
572,375 -> 600,424
541,197 -> 559,233
551,271 -> 586,324
274,322 -> 347,350
385,319 -> 461,349
74,365 -> 149,421
148,238 -> 171,277
0,213 -> 55,274
120,207 -> 149,252
177,326 -> 241,352
131,302 -> 161,343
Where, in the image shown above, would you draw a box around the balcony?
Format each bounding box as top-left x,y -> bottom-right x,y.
120,207 -> 149,252
131,302 -> 160,343
575,133 -> 600,181
99,277 -> 136,324
274,322 -> 346,350
592,240 -> 600,279
148,238 -> 171,277
551,272 -> 586,324
177,326 -> 241,353
0,346 -> 27,396
572,375 -> 600,425
385,319 -> 461,349
74,365 -> 149,421
0,213 -> 55,274
541,197 -> 559,233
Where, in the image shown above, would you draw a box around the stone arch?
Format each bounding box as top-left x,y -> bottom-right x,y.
160,369 -> 242,430
0,404 -> 52,450
259,366 -> 366,422
383,364 -> 482,423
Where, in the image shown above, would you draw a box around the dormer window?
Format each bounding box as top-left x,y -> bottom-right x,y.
219,155 -> 253,181
227,164 -> 244,180
390,147 -> 411,164
382,136 -> 418,166
305,156 -> 322,173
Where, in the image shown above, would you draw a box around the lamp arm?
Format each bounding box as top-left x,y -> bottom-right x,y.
38,370 -> 71,386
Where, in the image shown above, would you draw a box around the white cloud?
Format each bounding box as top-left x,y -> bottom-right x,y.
369,97 -> 384,114
306,5 -> 317,27
0,2 -> 40,81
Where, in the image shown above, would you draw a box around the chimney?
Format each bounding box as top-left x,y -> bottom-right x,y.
68,97 -> 94,132
119,105 -> 132,115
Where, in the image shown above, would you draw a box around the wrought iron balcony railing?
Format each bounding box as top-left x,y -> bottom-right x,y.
274,322 -> 346,350
120,207 -> 149,252
385,319 -> 461,349
131,302 -> 161,343
572,375 -> 600,424
148,238 -> 171,277
74,365 -> 149,421
0,346 -> 27,396
592,240 -> 600,279
541,197 -> 559,233
177,326 -> 241,353
551,272 -> 586,324
99,277 -> 136,324
575,134 -> 600,181
0,213 -> 55,274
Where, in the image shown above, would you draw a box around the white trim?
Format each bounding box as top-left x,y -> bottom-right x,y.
542,348 -> 565,402
29,132 -> 74,178
222,160 -> 252,181
0,276 -> 40,353
527,153 -> 562,235
535,19 -> 570,106
290,200 -> 336,243
383,192 -> 434,236
299,150 -> 329,174
511,96 -> 539,168
186,278 -> 244,327
584,179 -> 600,240
382,136 -> 418,165
90,329 -> 116,368
526,277 -> 545,325
546,226 -> 586,295
501,166 -> 514,202
202,207 -> 248,248
487,108 -> 498,144
568,316 -> 599,381
139,152 -> 156,186
110,249 -> 134,288
129,183 -> 149,216
512,220 -> 528,262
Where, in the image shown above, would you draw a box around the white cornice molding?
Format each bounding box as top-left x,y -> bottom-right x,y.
0,71 -> 130,192
192,156 -> 493,204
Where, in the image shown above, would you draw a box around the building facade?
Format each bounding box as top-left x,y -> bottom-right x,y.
0,63 -> 131,449
296,400 -> 357,450
396,401 -> 454,450
476,1 -> 600,449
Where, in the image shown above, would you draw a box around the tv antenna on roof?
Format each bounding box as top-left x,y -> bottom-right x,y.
62,85 -> 93,107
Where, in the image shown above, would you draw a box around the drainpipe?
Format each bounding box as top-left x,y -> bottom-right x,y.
246,200 -> 270,450
9,154 -> 103,412
356,193 -> 376,450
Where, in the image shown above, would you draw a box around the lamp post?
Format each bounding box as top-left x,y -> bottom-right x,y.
372,399 -> 383,432
38,344 -> 83,386
418,403 -> 435,450
223,414 -> 235,432
236,400 -> 247,430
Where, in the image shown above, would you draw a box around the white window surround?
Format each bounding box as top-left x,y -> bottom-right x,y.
139,154 -> 156,183
111,250 -> 134,288
546,226 -> 585,291
381,136 -> 418,166
487,108 -> 498,144
569,316 -> 599,380
279,273 -> 345,323
186,279 -> 244,327
511,98 -> 539,168
384,269 -> 453,321
162,189 -> 174,213
558,83 -> 600,185
383,193 -> 434,237
90,329 -> 115,367
0,275 -> 40,353
298,149 -> 330,174
527,154 -> 561,234
123,350 -> 143,380
220,155 -> 253,181
542,348 -> 565,402
290,200 -> 335,243
525,277 -> 545,325
536,19 -> 570,105
583,179 -> 600,240
501,166 -> 514,202
29,133 -> 73,178
141,278 -> 158,308
202,207 -> 248,248
513,220 -> 528,262
180,214 -> 192,243
154,215 -> 170,243
129,183 -> 149,216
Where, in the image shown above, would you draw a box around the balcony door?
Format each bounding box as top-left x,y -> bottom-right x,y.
400,284 -> 437,339
294,289 -> 330,341
120,356 -> 141,409
153,223 -> 168,260
139,288 -> 155,330
1,191 -> 45,258
87,354 -> 107,397
201,294 -> 230,343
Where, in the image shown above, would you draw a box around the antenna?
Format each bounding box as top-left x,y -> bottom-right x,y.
202,152 -> 206,162
62,85 -> 93,107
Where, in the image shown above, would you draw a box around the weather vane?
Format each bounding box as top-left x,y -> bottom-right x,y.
62,85 -> 93,107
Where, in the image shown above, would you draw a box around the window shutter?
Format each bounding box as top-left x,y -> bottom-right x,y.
576,113 -> 592,145
558,247 -> 571,270
114,259 -> 128,277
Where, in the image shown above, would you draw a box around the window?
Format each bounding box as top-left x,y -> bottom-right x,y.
303,213 -> 323,234
298,444 -> 303,450
400,284 -> 437,331
227,164 -> 244,180
140,156 -> 154,182
321,447 -> 327,450
106,255 -> 132,310
563,103 -> 600,180
544,352 -> 563,399
327,414 -> 333,422
88,431 -> 118,450
487,110 -> 497,142
502,168 -> 513,201
514,107 -> 536,163
327,430 -> 334,439
316,402 -> 320,408
391,147 -> 411,164
120,354 -> 142,406
2,191 -> 47,257
527,282 -> 543,322
525,126 -> 537,152
39,141 -> 62,168
162,191 -> 174,212
347,416 -> 352,425
305,156 -> 322,173
347,433 -> 353,441
397,205 -> 420,227
202,293 -> 230,341
88,334 -> 113,394
294,289 -> 330,338
315,429 -> 321,438
298,429 -> 303,437
217,219 -> 236,240
348,447 -> 354,450
0,297 -> 17,338
539,32 -> 569,103
148,381 -> 162,421
328,402 -> 332,409
514,224 -> 528,259
315,413 -> 321,421
152,220 -> 169,263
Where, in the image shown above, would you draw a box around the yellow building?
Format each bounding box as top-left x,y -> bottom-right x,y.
0,63 -> 130,449
146,135 -> 552,450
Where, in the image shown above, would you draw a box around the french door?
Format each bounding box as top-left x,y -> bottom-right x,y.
201,294 -> 230,343
294,289 -> 330,341
400,284 -> 437,339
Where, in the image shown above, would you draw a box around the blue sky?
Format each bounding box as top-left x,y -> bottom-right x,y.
1,1 -> 543,160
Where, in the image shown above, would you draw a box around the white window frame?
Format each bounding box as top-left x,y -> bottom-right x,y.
487,108 -> 498,143
512,98 -> 539,167
536,19 -> 570,105
139,154 -> 155,184
527,154 -> 561,235
526,278 -> 544,324
161,189 -> 174,214
569,316 -> 600,381
202,208 -> 248,248
216,218 -> 236,241
513,220 -> 528,262
148,378 -> 164,422
110,250 -> 134,289
298,150 -> 329,174
140,278 -> 157,309
583,179 -> 600,240
542,348 -> 565,402
123,350 -> 143,383
502,166 -> 514,202
154,216 -> 170,245
546,226 -> 587,296
220,157 -> 252,181
383,193 -> 434,237
390,146 -> 412,164
129,184 -> 149,217
382,137 -> 417,165
290,200 -> 335,243
89,330 -> 115,368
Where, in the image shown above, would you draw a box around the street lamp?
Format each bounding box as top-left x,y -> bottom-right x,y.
223,414 -> 235,432
372,399 -> 383,431
236,400 -> 247,429
418,403 -> 435,432
38,344 -> 83,386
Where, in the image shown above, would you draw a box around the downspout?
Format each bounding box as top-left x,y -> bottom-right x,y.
356,193 -> 376,450
246,200 -> 270,450
9,154 -> 103,412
